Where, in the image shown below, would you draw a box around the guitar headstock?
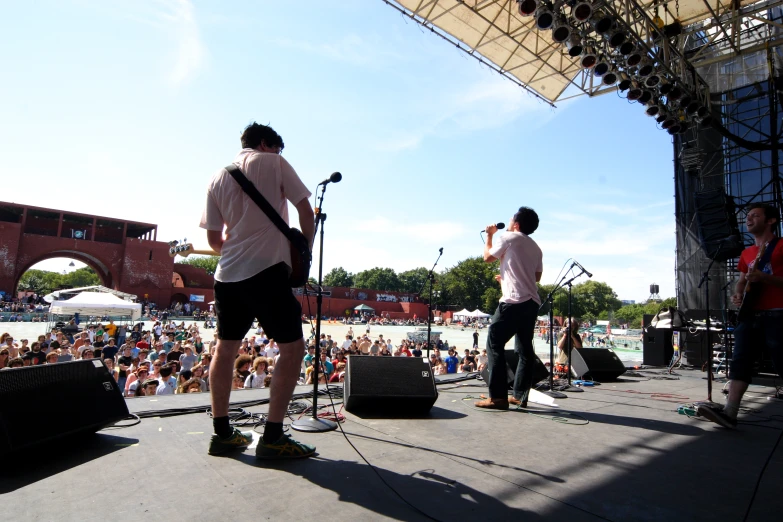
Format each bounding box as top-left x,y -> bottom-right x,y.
168,242 -> 195,258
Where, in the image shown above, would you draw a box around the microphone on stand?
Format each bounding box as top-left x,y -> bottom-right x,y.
480,222 -> 505,232
318,172 -> 342,185
573,260 -> 593,278
439,247 -> 443,254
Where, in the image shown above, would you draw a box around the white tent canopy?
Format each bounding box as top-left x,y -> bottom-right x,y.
469,309 -> 491,318
452,308 -> 472,320
49,291 -> 142,320
44,285 -> 137,303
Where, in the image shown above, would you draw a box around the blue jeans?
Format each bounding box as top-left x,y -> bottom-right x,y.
730,311 -> 783,383
486,299 -> 539,400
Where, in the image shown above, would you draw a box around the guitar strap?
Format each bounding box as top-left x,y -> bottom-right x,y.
224,164 -> 298,245
754,237 -> 779,274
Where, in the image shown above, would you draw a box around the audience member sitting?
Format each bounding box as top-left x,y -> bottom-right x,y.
231,370 -> 245,390
182,377 -> 204,394
234,354 -> 253,381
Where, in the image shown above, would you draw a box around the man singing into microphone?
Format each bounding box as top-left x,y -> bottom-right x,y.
476,207 -> 542,410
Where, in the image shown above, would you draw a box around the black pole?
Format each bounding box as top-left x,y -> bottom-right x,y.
292,184 -> 337,433
566,279 -> 573,386
548,292 -> 555,391
421,248 -> 443,359
699,243 -> 722,403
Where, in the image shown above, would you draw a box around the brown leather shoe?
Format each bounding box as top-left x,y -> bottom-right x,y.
508,396 -> 528,408
474,398 -> 509,410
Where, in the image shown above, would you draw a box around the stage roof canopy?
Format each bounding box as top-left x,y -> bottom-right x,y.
387,0 -> 761,103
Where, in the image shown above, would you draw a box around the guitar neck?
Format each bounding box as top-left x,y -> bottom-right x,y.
189,249 -> 220,256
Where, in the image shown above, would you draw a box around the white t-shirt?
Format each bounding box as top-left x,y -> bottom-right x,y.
244,371 -> 267,389
200,149 -> 311,283
489,231 -> 542,305
156,377 -> 177,395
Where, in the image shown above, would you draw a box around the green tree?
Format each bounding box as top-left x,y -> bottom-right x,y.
572,280 -> 622,318
353,267 -> 401,292
323,266 -> 354,287
439,257 -> 499,311
18,270 -> 50,294
176,256 -> 219,275
62,267 -> 100,288
398,267 -> 429,294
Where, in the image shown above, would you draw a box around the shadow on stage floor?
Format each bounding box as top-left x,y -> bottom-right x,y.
0,433 -> 139,494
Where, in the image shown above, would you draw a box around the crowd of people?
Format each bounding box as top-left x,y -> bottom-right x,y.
0,319 -> 487,396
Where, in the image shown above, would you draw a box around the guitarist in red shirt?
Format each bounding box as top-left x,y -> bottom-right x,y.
699,203 -> 783,428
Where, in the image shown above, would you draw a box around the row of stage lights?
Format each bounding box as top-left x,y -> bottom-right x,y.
517,0 -> 712,135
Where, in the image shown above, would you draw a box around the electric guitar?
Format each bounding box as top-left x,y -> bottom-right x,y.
737,241 -> 768,322
168,243 -> 217,258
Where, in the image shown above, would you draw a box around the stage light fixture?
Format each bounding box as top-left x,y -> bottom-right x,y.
618,41 -> 635,56
535,1 -> 555,29
566,34 -> 584,57
667,124 -> 682,135
662,116 -> 677,129
645,99 -> 664,117
590,12 -> 613,34
607,29 -> 626,48
644,73 -> 661,88
618,72 -> 632,91
626,49 -> 643,67
678,94 -> 692,108
637,59 -> 654,78
697,106 -> 709,118
699,113 -> 713,126
655,112 -> 669,124
658,81 -> 673,95
602,69 -> 618,86
593,55 -> 610,76
571,0 -> 593,22
551,15 -> 572,43
518,0 -> 538,16
668,85 -> 683,100
638,90 -> 654,104
686,100 -> 701,115
580,46 -> 597,68
627,82 -> 643,101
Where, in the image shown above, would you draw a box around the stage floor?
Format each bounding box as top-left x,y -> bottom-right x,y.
3,369 -> 782,521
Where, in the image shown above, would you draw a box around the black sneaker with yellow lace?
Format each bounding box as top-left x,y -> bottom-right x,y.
208,428 -> 253,455
255,433 -> 315,460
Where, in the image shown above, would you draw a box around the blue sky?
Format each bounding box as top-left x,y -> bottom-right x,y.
0,0 -> 675,301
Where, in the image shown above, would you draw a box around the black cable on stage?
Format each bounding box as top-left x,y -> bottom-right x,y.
743,427 -> 783,522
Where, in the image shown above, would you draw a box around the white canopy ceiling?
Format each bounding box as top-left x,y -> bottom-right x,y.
389,0 -> 761,103
49,291 -> 142,320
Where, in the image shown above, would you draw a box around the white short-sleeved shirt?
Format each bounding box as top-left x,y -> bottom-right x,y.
200,149 -> 311,283
488,231 -> 543,305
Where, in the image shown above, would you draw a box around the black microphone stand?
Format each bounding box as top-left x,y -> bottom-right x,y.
698,242 -> 723,404
292,182 -> 337,433
420,248 -> 443,359
537,272 -> 570,398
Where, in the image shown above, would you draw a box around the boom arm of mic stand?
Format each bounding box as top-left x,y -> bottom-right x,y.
421,250 -> 443,358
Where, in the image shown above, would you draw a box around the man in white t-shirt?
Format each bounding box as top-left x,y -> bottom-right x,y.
476,207 -> 543,411
199,122 -> 315,459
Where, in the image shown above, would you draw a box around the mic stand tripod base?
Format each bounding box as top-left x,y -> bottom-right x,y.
533,384 -> 568,399
291,416 -> 338,433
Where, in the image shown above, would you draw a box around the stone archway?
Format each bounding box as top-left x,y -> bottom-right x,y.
14,250 -> 113,295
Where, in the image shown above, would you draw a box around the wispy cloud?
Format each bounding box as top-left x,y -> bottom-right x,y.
374,79 -> 559,151
92,0 -> 205,87
274,34 -> 406,66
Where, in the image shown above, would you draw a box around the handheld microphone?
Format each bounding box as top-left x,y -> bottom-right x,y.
318,172 -> 342,185
574,260 -> 593,278
480,222 -> 505,232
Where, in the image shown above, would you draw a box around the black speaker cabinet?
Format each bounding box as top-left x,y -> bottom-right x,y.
570,348 -> 626,381
694,189 -> 744,261
481,349 -> 549,388
643,327 -> 674,366
0,360 -> 129,456
344,356 -> 438,415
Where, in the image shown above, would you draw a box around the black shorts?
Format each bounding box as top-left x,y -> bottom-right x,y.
213,263 -> 303,343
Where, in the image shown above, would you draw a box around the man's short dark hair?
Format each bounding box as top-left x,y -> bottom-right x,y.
159,365 -> 173,378
241,122 -> 284,151
748,203 -> 779,225
513,206 -> 540,235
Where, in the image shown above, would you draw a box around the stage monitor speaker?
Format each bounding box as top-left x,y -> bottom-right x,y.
480,349 -> 549,389
344,356 -> 438,415
0,360 -> 129,456
570,348 -> 626,381
643,327 -> 674,366
694,189 -> 744,261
